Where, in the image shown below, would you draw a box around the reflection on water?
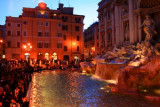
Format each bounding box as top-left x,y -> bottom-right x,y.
30,71 -> 159,107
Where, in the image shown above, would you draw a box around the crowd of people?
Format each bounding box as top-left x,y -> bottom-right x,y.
0,58 -> 83,107
0,59 -> 34,107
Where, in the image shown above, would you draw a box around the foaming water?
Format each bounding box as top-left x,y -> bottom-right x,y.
30,70 -> 159,107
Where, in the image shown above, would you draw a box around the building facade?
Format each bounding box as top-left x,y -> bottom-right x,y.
98,0 -> 160,53
5,2 -> 84,61
84,22 -> 99,58
0,25 -> 5,58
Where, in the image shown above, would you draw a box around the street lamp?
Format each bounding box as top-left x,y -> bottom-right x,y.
0,39 -> 3,43
23,43 -> 32,51
23,43 -> 32,60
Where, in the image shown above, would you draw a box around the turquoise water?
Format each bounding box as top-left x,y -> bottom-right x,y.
30,71 -> 159,107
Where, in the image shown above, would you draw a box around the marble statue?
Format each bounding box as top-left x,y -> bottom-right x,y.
124,22 -> 129,41
140,15 -> 157,41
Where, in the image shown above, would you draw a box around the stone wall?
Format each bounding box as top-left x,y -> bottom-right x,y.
95,63 -> 127,80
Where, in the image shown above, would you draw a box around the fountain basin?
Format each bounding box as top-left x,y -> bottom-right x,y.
95,63 -> 127,80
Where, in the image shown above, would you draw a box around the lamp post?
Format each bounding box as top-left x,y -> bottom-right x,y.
0,39 -> 4,59
23,43 -> 32,60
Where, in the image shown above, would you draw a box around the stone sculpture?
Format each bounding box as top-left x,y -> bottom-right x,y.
140,15 -> 157,41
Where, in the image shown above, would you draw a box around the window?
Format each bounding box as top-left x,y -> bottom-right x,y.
37,42 -> 43,48
97,43 -> 99,47
57,33 -> 62,37
77,36 -> 80,41
38,22 -> 43,26
38,13 -> 42,18
45,32 -> 49,37
63,35 -> 66,40
8,23 -> 11,27
45,22 -> 49,26
7,31 -> 11,36
107,11 -> 111,19
75,18 -> 81,23
17,24 -> 21,27
38,32 -> 43,37
57,43 -> 62,48
75,26 -> 79,31
97,35 -> 99,39
24,31 -> 27,36
58,23 -> 61,27
44,13 -> 48,19
77,46 -> 80,52
64,46 -> 67,51
7,41 -> 11,48
44,43 -> 50,48
17,42 -> 20,48
62,25 -> 68,31
24,21 -> 27,25
62,16 -> 68,22
17,31 -> 20,36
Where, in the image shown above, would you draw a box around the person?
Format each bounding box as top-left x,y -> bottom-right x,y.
140,14 -> 157,41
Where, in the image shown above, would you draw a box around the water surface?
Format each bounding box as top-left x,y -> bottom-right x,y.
30,70 -> 159,107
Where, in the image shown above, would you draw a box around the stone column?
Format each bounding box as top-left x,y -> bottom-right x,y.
138,14 -> 142,42
104,9 -> 108,48
134,15 -> 138,42
129,0 -> 135,43
114,5 -> 120,46
111,10 -> 115,46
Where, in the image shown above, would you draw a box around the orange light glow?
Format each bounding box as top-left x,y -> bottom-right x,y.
91,47 -> 95,51
30,46 -> 32,49
28,43 -> 31,46
0,40 -> 3,43
39,2 -> 47,9
23,45 -> 27,49
72,42 -> 76,46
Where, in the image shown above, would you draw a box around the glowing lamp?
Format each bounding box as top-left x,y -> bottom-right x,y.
0,40 -> 3,43
30,46 -> 32,49
91,47 -> 95,51
72,42 -> 76,46
28,43 -> 31,46
38,2 -> 47,9
23,45 -> 27,49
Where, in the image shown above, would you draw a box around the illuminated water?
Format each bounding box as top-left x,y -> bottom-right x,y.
30,70 -> 159,107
